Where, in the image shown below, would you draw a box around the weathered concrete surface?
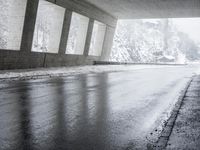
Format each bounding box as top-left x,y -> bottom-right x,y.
0,0 -> 117,70
20,0 -> 39,53
84,0 -> 200,19
166,75 -> 200,149
0,66 -> 199,150
0,50 -> 98,70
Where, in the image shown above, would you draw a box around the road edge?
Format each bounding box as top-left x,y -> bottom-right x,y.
154,77 -> 194,150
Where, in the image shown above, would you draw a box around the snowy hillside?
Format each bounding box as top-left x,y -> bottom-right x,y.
110,19 -> 200,64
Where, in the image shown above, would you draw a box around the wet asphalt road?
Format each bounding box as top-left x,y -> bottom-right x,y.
0,65 -> 199,150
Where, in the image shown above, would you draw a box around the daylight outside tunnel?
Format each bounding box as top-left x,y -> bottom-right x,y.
1,0 -> 200,150
110,18 -> 200,64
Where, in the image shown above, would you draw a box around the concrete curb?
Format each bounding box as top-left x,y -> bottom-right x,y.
0,70 -> 124,82
155,77 -> 193,150
0,65 -> 183,82
94,61 -> 187,66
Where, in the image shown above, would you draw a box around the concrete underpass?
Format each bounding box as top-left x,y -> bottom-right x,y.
1,0 -> 200,150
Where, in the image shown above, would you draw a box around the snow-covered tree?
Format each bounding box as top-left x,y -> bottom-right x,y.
110,19 -> 200,64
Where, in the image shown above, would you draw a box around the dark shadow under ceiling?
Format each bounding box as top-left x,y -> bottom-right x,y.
82,0 -> 200,19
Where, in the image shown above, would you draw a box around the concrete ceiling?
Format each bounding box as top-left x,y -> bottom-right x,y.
83,0 -> 200,19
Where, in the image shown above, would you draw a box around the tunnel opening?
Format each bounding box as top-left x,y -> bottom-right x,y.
110,18 -> 200,64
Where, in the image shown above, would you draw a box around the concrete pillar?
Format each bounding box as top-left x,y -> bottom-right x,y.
20,0 -> 39,53
83,19 -> 94,56
58,10 -> 72,54
101,26 -> 116,61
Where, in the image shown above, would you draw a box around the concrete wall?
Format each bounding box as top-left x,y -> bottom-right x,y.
0,0 -> 117,70
0,50 -> 99,70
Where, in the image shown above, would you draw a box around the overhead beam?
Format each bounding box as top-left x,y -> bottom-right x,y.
83,0 -> 200,19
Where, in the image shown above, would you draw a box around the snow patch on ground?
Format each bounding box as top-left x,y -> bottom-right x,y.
0,65 -> 184,81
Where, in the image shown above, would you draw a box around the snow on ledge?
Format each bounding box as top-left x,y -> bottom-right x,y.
0,65 -> 183,81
